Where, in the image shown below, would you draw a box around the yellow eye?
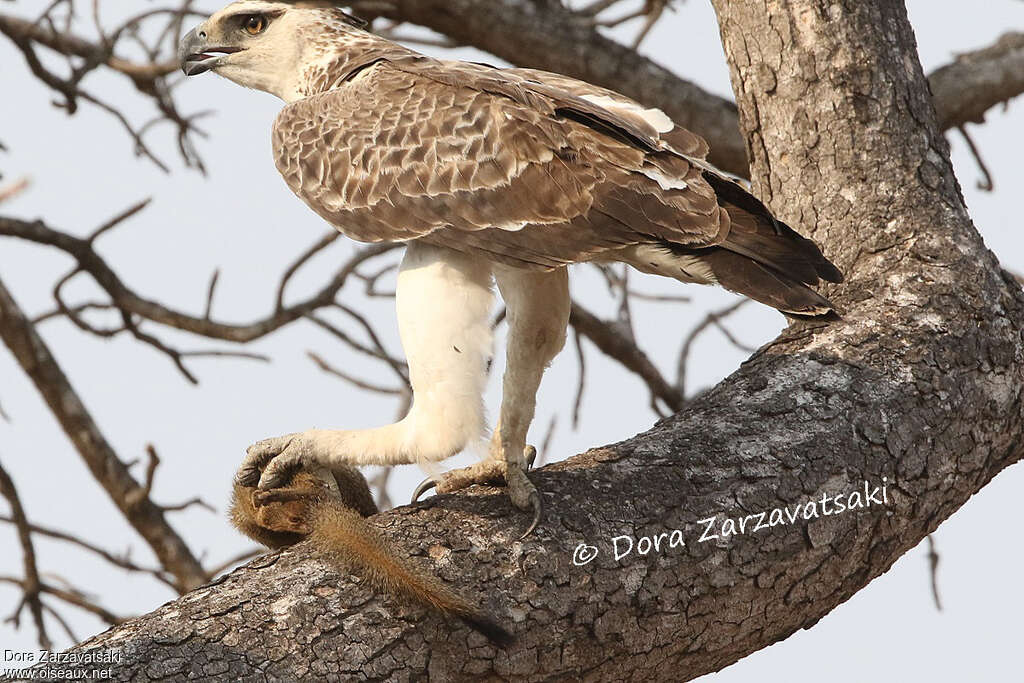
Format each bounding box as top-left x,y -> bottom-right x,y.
243,15 -> 266,35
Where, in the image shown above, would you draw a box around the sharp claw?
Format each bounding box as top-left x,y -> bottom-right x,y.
524,445 -> 537,470
235,467 -> 260,487
258,463 -> 296,490
411,476 -> 438,503
520,493 -> 542,540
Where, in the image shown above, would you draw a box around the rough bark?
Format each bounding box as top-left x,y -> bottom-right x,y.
41,1 -> 1024,681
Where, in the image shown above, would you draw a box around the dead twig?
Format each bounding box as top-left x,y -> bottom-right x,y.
0,276 -> 207,592
0,457 -> 51,648
308,350 -> 405,395
956,125 -> 995,192
0,514 -> 176,588
675,299 -> 751,395
570,301 -> 683,414
926,534 -> 943,611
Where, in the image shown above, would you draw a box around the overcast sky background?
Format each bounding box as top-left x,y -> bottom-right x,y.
0,0 -> 1022,679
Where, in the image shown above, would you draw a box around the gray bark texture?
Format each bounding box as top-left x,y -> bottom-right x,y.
42,1 -> 1023,681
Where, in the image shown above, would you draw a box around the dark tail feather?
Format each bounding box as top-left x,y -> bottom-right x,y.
700,248 -> 838,316
703,171 -> 843,286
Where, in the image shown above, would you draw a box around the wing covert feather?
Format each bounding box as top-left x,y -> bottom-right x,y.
272,58 -> 728,267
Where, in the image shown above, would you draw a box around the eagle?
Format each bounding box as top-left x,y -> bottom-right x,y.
181,0 -> 841,535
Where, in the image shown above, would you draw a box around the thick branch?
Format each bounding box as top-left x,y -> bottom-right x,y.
929,32 -> 1024,130
358,2 -> 1024,177
54,3 -> 1024,678
356,0 -> 748,174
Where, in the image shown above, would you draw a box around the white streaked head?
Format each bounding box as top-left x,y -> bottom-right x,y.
179,1 -> 371,101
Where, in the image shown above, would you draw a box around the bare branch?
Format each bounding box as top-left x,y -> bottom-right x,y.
570,301 -> 683,413
125,444 -> 217,515
0,515 -> 176,589
0,577 -> 124,626
956,125 -> 995,192
125,445 -> 160,509
0,215 -> 397,344
160,497 -> 216,514
276,231 -> 341,311
307,350 -> 405,395
930,32 -> 1024,130
0,457 -> 51,649
203,549 -> 263,580
675,299 -> 750,395
88,198 -> 153,243
926,535 -> 943,612
0,10 -> 187,83
537,415 -> 557,466
0,276 -> 207,592
42,603 -> 79,644
0,9 -> 209,171
203,269 -> 220,320
306,309 -> 410,386
571,325 -> 586,429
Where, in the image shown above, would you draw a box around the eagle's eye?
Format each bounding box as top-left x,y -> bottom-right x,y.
242,14 -> 267,35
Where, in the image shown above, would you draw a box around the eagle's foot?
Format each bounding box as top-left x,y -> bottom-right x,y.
236,429 -> 341,490
412,446 -> 541,538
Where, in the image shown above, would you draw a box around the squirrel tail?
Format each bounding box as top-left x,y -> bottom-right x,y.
310,501 -> 514,646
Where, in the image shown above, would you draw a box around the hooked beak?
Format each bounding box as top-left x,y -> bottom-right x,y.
179,27 -> 244,76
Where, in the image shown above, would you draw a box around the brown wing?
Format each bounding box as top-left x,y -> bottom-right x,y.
272,57 -> 730,268
501,65 -> 711,160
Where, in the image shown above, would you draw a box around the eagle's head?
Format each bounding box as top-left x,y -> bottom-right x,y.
179,1 -> 371,101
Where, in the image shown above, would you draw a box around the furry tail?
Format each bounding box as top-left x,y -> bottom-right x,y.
310,502 -> 514,646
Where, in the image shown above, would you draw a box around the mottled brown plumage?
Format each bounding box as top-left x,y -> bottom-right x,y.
182,1 -> 840,312
265,18 -> 840,312
181,5 -> 845,623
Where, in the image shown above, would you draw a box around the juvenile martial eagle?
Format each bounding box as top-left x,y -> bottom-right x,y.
181,0 -> 841,534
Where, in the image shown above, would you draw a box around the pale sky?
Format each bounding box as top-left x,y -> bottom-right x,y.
0,1 -> 1022,680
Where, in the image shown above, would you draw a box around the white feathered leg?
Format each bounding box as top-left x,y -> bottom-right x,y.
238,242 -> 494,489
414,265 -> 569,536
490,265 -> 569,505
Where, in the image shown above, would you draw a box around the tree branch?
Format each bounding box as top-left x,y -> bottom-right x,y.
0,11 -> 182,86
49,3 -> 1024,677
570,302 -> 684,413
929,32 -> 1024,130
0,457 -> 51,649
0,215 -> 397,343
0,276 -> 207,592
356,2 -> 1023,178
